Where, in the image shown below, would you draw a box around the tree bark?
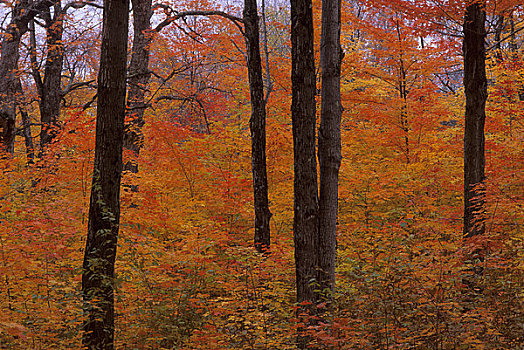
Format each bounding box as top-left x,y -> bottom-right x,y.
291,0 -> 318,306
0,0 -> 29,153
261,0 -> 273,104
243,0 -> 271,253
40,1 -> 65,149
81,0 -> 129,347
123,0 -> 153,173
463,0 -> 487,239
0,0 -> 53,153
317,0 -> 342,298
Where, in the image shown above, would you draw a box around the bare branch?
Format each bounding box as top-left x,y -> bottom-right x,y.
154,9 -> 243,34
63,0 -> 103,12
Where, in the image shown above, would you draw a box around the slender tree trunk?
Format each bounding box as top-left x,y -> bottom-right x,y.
243,0 -> 271,253
396,20 -> 410,164
493,14 -> 504,63
317,0 -> 342,298
124,0 -> 152,174
40,1 -> 64,149
81,0 -> 129,347
261,0 -> 273,104
15,78 -> 35,162
291,0 -> 318,306
463,0 -> 487,239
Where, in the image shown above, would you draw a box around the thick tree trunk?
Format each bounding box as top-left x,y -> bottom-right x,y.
123,0 -> 152,173
40,1 -> 64,149
463,0 -> 487,239
0,1 -> 27,153
243,0 -> 271,253
0,0 -> 54,153
317,0 -> 342,298
0,49 -> 17,153
81,0 -> 129,347
291,0 -> 318,306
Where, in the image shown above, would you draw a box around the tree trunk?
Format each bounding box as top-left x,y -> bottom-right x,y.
123,0 -> 152,173
40,1 -> 64,149
15,78 -> 35,162
291,0 -> 318,306
0,0 -> 28,153
317,0 -> 342,299
261,0 -> 273,103
463,0 -> 487,239
243,0 -> 271,253
81,0 -> 129,347
493,14 -> 504,63
0,0 -> 54,153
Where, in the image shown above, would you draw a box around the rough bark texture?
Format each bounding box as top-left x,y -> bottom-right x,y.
291,0 -> 318,306
0,0 -> 53,153
0,1 -> 28,153
40,1 -> 64,149
463,0 -> 487,239
81,0 -> 129,348
317,0 -> 342,298
243,0 -> 271,253
123,0 -> 152,173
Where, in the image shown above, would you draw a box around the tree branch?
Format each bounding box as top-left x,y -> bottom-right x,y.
154,9 -> 243,35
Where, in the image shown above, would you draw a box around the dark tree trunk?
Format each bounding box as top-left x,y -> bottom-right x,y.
0,0 -> 54,153
243,0 -> 271,253
0,0 -> 28,153
123,0 -> 152,173
317,0 -> 342,298
396,21 -> 410,164
463,0 -> 487,239
40,1 -> 64,149
81,0 -> 129,347
493,14 -> 504,63
291,0 -> 318,306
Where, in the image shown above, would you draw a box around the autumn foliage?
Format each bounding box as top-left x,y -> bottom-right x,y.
0,0 -> 522,348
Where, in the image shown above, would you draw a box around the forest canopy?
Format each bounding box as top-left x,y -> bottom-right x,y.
0,0 -> 522,348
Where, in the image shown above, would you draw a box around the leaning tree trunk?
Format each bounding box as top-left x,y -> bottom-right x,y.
123,0 -> 153,173
317,0 -> 342,299
81,0 -> 129,347
243,0 -> 271,252
463,0 -> 487,240
291,0 -> 318,307
40,1 -> 64,149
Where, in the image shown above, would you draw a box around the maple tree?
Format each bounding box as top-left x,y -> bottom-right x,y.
0,0 -> 522,349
